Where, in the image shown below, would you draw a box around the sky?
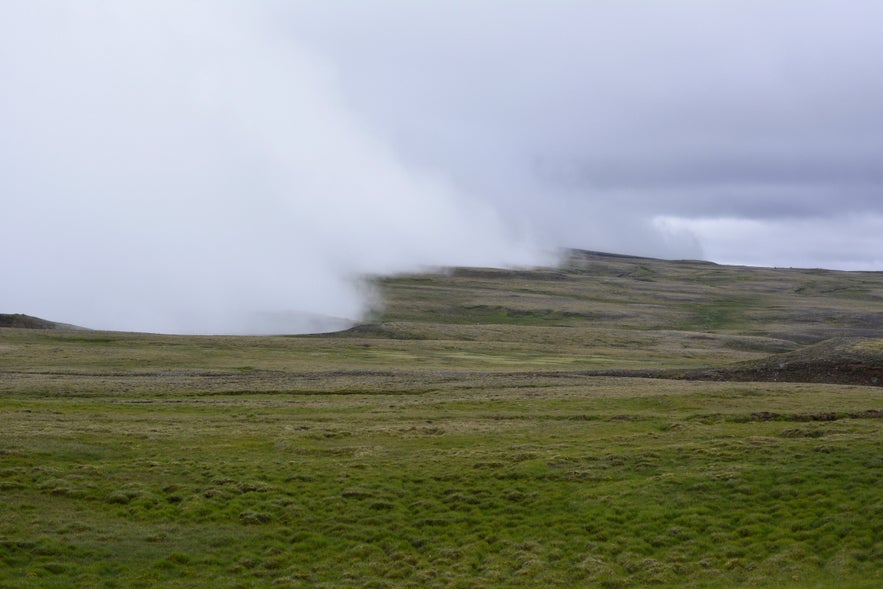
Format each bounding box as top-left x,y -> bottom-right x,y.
2,1 -> 882,334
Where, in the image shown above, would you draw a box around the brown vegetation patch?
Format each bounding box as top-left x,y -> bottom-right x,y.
680,338 -> 883,386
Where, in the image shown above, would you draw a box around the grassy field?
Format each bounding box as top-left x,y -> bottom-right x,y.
1,250 -> 882,587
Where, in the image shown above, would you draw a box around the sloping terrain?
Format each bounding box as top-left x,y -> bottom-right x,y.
362,249 -> 883,384
376,249 -> 883,342
4,250 -> 883,382
0,313 -> 62,329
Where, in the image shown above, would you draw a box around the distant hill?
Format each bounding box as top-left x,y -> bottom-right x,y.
373,249 -> 883,343
363,249 -> 883,386
3,250 -> 882,386
0,313 -> 87,331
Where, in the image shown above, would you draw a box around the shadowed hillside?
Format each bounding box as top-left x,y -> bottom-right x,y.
681,337 -> 883,386
0,313 -> 86,330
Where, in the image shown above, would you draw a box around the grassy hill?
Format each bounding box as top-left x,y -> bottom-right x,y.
1,250 -> 881,588
353,249 -> 883,383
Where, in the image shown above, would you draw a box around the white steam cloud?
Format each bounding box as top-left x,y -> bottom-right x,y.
0,2 -> 545,334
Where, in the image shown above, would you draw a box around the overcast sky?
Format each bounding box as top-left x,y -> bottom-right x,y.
2,1 -> 882,333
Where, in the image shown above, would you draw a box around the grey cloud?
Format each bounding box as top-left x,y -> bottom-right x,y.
286,0 -> 883,252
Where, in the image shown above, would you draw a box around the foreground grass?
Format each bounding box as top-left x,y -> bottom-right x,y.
1,368 -> 881,588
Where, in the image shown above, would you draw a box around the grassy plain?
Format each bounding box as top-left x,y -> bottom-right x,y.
1,250 -> 882,587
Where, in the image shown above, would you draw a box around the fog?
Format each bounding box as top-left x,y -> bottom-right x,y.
2,1 -> 882,333
0,2 -> 545,333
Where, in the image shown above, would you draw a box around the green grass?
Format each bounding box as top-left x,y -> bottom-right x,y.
1,250 -> 882,587
1,380 -> 881,588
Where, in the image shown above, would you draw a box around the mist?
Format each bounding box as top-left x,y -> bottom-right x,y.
0,2 -> 545,334
3,1 -> 882,334
286,0 -> 883,265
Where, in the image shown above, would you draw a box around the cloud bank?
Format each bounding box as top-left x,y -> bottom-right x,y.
0,2 -> 544,333
3,1 -> 882,333
287,0 -> 883,266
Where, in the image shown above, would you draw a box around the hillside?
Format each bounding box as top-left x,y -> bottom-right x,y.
3,250 -> 883,384
0,313 -> 87,331
355,249 -> 883,385
376,249 -> 883,341
0,313 -> 63,329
